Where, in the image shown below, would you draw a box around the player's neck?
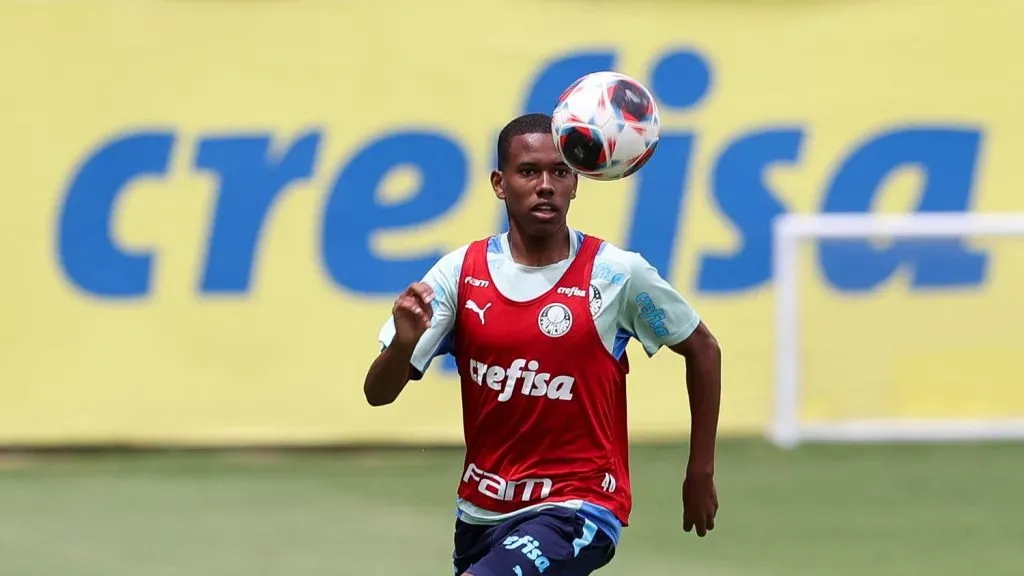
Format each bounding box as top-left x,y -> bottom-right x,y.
507,224 -> 570,267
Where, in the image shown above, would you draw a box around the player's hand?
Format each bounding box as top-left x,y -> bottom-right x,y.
682,469 -> 718,537
392,282 -> 434,347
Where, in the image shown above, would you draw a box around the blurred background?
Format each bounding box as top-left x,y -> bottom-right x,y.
2,0 -> 1024,574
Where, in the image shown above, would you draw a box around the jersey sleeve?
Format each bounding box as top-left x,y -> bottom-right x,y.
376,247 -> 465,379
618,251 -> 701,357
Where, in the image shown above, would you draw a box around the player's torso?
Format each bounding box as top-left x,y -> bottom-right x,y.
452,234 -> 632,522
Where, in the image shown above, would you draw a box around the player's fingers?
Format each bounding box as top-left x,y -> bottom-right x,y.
394,294 -> 417,313
695,519 -> 707,537
396,283 -> 432,309
409,282 -> 435,304
407,287 -> 434,324
411,304 -> 430,327
395,295 -> 429,326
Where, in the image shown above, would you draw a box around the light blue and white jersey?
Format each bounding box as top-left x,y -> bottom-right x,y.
378,227 -> 701,374
376,227 -> 702,544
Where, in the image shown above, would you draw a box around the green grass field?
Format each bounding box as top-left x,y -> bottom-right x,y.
1,440 -> 1022,575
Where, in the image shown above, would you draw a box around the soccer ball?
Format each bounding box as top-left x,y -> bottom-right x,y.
551,71 -> 660,181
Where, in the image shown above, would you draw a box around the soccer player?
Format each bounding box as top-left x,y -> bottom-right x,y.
363,113 -> 722,576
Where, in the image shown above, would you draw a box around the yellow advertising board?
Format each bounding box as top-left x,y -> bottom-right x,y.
2,0 -> 1023,445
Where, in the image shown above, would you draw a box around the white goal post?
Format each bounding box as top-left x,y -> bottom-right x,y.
770,212 -> 1024,449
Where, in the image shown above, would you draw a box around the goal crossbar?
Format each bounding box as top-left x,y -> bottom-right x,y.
771,212 -> 1024,449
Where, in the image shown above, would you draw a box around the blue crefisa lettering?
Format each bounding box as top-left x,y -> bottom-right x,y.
503,535 -> 551,573
591,263 -> 627,286
59,131 -> 175,298
56,47 -> 988,302
198,131 -> 321,294
634,292 -> 669,338
624,50 -> 710,285
527,49 -> 987,294
820,127 -> 987,291
321,130 -> 468,295
698,128 -> 802,293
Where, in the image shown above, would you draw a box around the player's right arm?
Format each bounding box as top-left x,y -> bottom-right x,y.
362,249 -> 463,406
362,282 -> 435,406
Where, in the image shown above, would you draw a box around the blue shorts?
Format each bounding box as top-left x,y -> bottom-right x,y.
453,507 -> 616,576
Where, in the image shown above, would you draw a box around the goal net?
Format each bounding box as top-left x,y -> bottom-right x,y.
771,212 -> 1024,449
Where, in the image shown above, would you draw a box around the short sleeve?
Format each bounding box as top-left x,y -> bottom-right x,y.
377,246 -> 466,378
618,252 -> 701,357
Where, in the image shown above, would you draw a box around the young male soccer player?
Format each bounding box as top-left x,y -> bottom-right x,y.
363,113 -> 722,576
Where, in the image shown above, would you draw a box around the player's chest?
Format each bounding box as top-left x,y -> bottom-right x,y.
455,288 -> 593,350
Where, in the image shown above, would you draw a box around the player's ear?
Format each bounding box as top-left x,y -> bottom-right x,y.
490,170 -> 506,200
569,172 -> 578,200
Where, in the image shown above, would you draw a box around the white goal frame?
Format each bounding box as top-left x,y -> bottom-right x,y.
771,212 -> 1024,449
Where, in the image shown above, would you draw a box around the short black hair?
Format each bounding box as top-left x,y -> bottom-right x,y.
496,113 -> 554,170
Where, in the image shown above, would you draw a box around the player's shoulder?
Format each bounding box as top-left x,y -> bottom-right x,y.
436,243 -> 471,269
430,235 -> 503,278
416,244 -> 469,296
586,235 -> 656,283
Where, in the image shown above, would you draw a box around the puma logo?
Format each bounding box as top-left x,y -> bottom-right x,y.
465,299 -> 491,324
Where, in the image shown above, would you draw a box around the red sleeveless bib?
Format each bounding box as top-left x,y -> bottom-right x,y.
452,234 -> 632,524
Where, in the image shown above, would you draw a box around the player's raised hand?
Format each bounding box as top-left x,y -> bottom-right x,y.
392,282 -> 434,347
682,470 -> 718,537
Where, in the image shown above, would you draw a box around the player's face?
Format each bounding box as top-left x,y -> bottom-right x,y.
492,132 -> 577,236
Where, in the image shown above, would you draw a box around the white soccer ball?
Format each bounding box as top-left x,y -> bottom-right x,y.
551,71 -> 661,181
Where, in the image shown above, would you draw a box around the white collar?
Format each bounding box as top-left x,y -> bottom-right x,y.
498,226 -> 578,266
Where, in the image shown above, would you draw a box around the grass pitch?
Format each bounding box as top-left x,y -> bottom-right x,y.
1,440 -> 1022,575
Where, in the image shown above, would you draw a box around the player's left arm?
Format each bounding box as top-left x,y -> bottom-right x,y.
668,321 -> 721,537
668,321 -> 721,467
620,251 -> 721,536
